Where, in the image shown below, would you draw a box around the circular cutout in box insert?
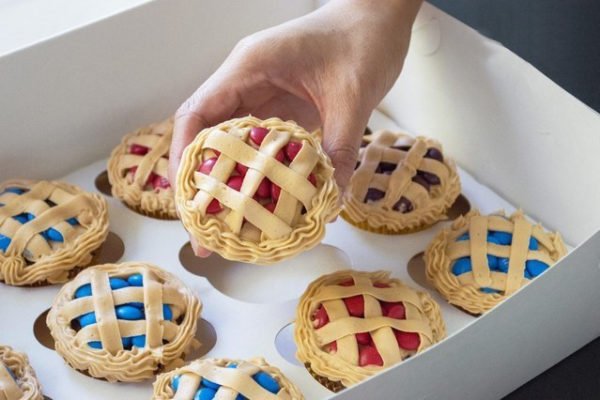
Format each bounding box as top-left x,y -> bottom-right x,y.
447,194 -> 470,220
93,231 -> 125,265
407,252 -> 435,291
185,318 -> 217,361
179,243 -> 352,304
33,308 -> 54,350
94,170 -> 112,196
274,322 -> 301,367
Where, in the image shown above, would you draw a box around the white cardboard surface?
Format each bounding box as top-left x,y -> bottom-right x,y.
0,0 -> 152,56
0,0 -> 314,181
381,4 -> 600,245
1,1 -> 600,400
0,110 -> 518,400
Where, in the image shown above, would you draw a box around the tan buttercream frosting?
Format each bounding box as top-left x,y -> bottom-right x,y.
47,262 -> 202,382
152,357 -> 304,400
343,131 -> 461,233
176,116 -> 340,264
0,345 -> 43,400
0,180 -> 109,286
295,270 -> 446,388
424,210 -> 567,314
108,117 -> 176,218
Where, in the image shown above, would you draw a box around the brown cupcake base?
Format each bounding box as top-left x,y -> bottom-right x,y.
340,210 -> 435,235
123,202 -> 178,221
304,363 -> 345,393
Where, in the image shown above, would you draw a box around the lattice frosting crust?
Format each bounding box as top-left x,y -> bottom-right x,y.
342,131 -> 461,233
0,180 -> 109,286
153,357 -> 304,400
295,270 -> 446,388
47,262 -> 202,382
176,116 -> 340,264
0,345 -> 43,400
424,210 -> 567,314
108,118 -> 176,219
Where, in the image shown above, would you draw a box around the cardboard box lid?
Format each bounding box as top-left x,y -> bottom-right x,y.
380,3 -> 600,245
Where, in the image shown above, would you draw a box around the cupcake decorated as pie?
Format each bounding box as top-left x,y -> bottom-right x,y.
342,130 -> 461,234
0,345 -> 43,400
108,117 -> 176,219
295,270 -> 445,391
176,116 -> 340,264
0,180 -> 109,286
424,210 -> 567,314
153,357 -> 303,399
47,262 -> 202,382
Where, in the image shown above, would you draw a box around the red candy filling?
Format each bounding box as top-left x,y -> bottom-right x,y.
312,278 -> 421,366
196,127 -> 319,217
127,144 -> 170,190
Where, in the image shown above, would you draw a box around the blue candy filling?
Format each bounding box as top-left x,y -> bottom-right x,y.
4,365 -> 17,381
456,233 -> 469,241
2,187 -> 26,195
453,231 -> 549,292
194,388 -> 217,400
0,235 -> 10,252
173,364 -> 279,399
172,374 -> 181,391
72,274 -> 173,350
0,187 -> 80,255
253,371 -> 280,394
480,287 -> 500,294
529,237 -> 539,250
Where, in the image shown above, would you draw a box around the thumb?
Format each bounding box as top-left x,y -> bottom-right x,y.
168,84 -> 240,186
169,82 -> 240,260
321,110 -> 370,192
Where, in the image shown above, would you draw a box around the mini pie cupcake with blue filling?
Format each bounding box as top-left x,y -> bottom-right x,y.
0,180 -> 109,286
0,345 -> 43,400
153,357 -> 303,400
424,210 -> 567,314
47,262 -> 202,382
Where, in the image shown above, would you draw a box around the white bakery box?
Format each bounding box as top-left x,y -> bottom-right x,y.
1,1 -> 600,399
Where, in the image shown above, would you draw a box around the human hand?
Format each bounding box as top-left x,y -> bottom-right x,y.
169,0 -> 423,257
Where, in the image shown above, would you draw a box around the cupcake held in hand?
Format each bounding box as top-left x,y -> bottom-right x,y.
176,116 -> 340,264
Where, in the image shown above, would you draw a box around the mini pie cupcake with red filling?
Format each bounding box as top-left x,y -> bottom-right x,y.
425,210 -> 567,314
294,270 -> 446,391
176,116 -> 340,264
0,179 -> 109,286
108,117 -> 176,219
0,345 -> 43,400
153,357 -> 304,399
342,130 -> 461,234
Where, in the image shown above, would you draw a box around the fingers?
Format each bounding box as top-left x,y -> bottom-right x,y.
168,83 -> 241,186
322,109 -> 370,192
169,80 -> 241,261
190,235 -> 212,258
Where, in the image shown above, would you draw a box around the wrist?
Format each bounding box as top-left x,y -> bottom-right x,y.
331,0 -> 423,24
